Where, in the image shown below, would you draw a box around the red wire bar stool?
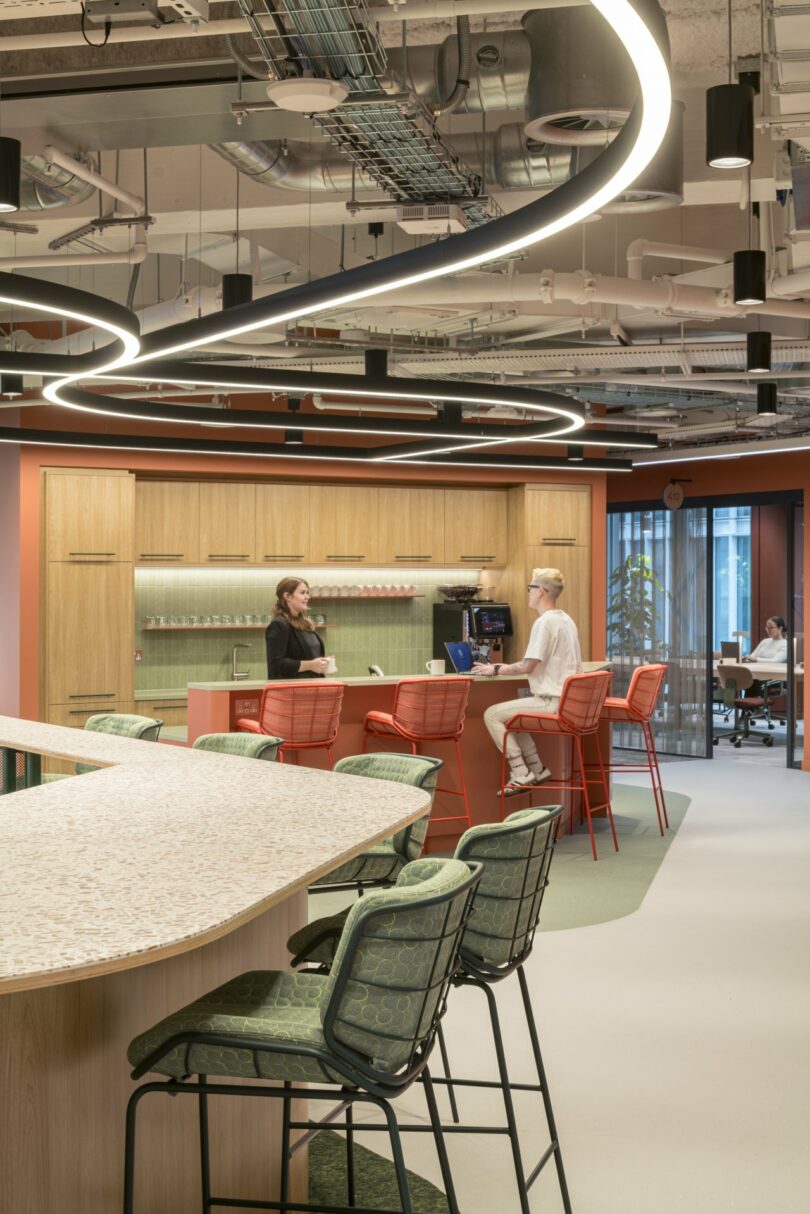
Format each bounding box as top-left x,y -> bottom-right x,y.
596,663 -> 669,834
499,669 -> 617,861
237,681 -> 346,768
362,677 -> 474,832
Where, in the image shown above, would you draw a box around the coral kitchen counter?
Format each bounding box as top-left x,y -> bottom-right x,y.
188,665 -> 612,848
0,715 -> 430,1214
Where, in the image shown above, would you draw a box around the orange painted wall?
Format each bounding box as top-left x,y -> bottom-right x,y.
608,452 -> 810,771
16,445 -> 608,720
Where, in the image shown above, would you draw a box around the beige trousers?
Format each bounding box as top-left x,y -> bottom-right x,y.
483,694 -> 560,776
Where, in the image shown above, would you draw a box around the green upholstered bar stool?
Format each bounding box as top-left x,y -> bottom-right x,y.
290,805 -> 571,1214
124,856 -> 481,1214
41,712 -> 164,782
192,732 -> 284,762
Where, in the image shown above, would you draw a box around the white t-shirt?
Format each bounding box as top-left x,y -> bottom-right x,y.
748,636 -> 788,662
523,609 -> 583,697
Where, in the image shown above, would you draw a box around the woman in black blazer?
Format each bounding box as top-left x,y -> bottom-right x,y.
266,577 -> 330,679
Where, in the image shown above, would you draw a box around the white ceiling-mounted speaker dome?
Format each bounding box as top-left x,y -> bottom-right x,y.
265,77 -> 348,113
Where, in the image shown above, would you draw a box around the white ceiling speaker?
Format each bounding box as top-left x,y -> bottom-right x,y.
265,78 -> 349,113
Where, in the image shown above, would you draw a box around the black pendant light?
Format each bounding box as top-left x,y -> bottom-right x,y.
365,348 -> 388,378
756,381 -> 777,416
0,372 -> 23,397
746,329 -> 771,372
733,249 -> 766,305
0,137 -> 21,213
284,428 -> 304,445
567,444 -> 585,462
221,272 -> 253,310
706,83 -> 754,169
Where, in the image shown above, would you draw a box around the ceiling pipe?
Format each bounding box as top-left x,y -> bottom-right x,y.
0,235 -> 147,270
768,269 -> 810,298
626,240 -> 731,279
43,146 -> 144,215
19,154 -> 96,212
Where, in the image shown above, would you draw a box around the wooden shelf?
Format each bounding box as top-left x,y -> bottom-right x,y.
142,623 -> 334,631
311,593 -> 424,600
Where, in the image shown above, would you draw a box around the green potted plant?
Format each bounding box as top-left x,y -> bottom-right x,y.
607,552 -> 667,660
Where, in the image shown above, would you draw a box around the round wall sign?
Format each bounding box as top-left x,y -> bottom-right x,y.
663,481 -> 684,510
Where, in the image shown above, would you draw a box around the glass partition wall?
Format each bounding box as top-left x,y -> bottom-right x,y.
609,494 -> 802,764
607,506 -> 709,757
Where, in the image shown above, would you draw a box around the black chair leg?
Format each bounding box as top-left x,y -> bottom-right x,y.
280,1080 -> 293,1206
435,1021 -> 460,1124
379,1097 -> 415,1214
345,1100 -> 356,1207
198,1074 -> 212,1214
517,965 -> 573,1214
422,1065 -> 459,1214
480,983 -> 531,1214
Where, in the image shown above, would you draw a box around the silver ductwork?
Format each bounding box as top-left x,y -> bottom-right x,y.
19,154 -> 97,211
212,125 -> 572,193
385,30 -> 531,114
521,7 -> 636,144
575,101 -> 684,213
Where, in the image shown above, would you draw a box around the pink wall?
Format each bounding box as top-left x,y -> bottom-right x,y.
0,440 -> 20,716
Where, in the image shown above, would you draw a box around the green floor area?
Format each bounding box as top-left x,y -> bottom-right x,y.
539,782 -> 691,932
309,1132 -> 447,1212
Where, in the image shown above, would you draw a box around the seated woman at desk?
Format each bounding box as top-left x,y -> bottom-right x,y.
266,577 -> 330,679
743,616 -> 788,663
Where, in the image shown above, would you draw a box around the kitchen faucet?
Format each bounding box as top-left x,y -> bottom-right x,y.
232,643 -> 252,680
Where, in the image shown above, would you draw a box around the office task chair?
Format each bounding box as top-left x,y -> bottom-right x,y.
714,664 -> 776,748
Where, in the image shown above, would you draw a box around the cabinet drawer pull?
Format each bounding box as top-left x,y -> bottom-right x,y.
69,551 -> 115,556
140,553 -> 183,559
68,708 -> 115,716
68,692 -> 115,699
263,554 -> 304,560
541,538 -> 577,545
326,554 -> 364,560
208,554 -> 250,559
394,555 -> 431,560
146,702 -> 186,709
459,555 -> 496,561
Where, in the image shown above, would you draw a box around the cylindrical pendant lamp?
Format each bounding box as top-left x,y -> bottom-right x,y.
221,272 -> 253,310
0,372 -> 24,397
706,83 -> 754,169
733,249 -> 766,305
567,444 -> 584,462
756,381 -> 777,416
746,330 -> 771,373
365,348 -> 388,378
0,138 -> 21,213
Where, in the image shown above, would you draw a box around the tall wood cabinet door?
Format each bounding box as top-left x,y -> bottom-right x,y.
524,487 -> 591,548
256,484 -> 311,564
309,486 -> 380,565
378,488 -> 444,565
45,470 -> 134,561
199,483 -> 256,564
135,481 -> 200,564
46,563 -> 134,704
444,489 -> 507,566
526,544 -> 592,659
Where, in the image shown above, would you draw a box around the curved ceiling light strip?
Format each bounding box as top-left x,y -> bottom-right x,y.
0,271 -> 140,380
38,0 -> 671,422
0,427 -> 634,473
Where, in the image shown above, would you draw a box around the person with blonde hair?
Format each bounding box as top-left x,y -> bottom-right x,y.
473,567 -> 582,791
266,576 -> 331,679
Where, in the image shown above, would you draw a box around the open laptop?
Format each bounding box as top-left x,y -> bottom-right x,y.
444,641 -> 475,674
720,640 -> 741,661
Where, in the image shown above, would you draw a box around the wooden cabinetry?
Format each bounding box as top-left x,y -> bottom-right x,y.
199,483 -> 256,563
45,563 -> 133,705
378,488 -> 444,565
135,481 -> 200,564
444,489 -> 507,565
45,469 -> 134,561
136,698 -> 188,727
309,486 -> 380,565
524,486 -> 591,547
256,484 -> 311,563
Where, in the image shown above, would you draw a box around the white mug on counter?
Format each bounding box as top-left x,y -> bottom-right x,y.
425,659 -> 446,676
325,655 -> 338,675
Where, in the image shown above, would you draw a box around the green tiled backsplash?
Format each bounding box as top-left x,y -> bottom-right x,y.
134,568 -> 490,691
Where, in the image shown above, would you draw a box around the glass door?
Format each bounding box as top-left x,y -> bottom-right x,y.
607,506 -> 709,757
789,503 -> 804,768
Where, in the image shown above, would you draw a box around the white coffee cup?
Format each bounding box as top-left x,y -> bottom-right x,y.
425,659 -> 446,676
325,655 -> 337,674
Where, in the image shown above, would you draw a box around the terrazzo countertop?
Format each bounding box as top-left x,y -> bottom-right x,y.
187,662 -> 610,692
0,715 -> 430,995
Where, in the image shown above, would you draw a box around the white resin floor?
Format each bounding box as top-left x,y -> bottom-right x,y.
351,759 -> 810,1213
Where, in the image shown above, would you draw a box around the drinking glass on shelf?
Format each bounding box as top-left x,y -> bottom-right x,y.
211,615 -> 221,626
221,614 -> 233,625
145,617 -> 156,628
310,586 -> 321,598
339,585 -> 350,597
188,615 -> 199,626
156,616 -> 166,626
236,613 -> 246,625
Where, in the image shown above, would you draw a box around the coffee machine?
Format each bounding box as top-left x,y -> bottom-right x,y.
432,601 -> 513,663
